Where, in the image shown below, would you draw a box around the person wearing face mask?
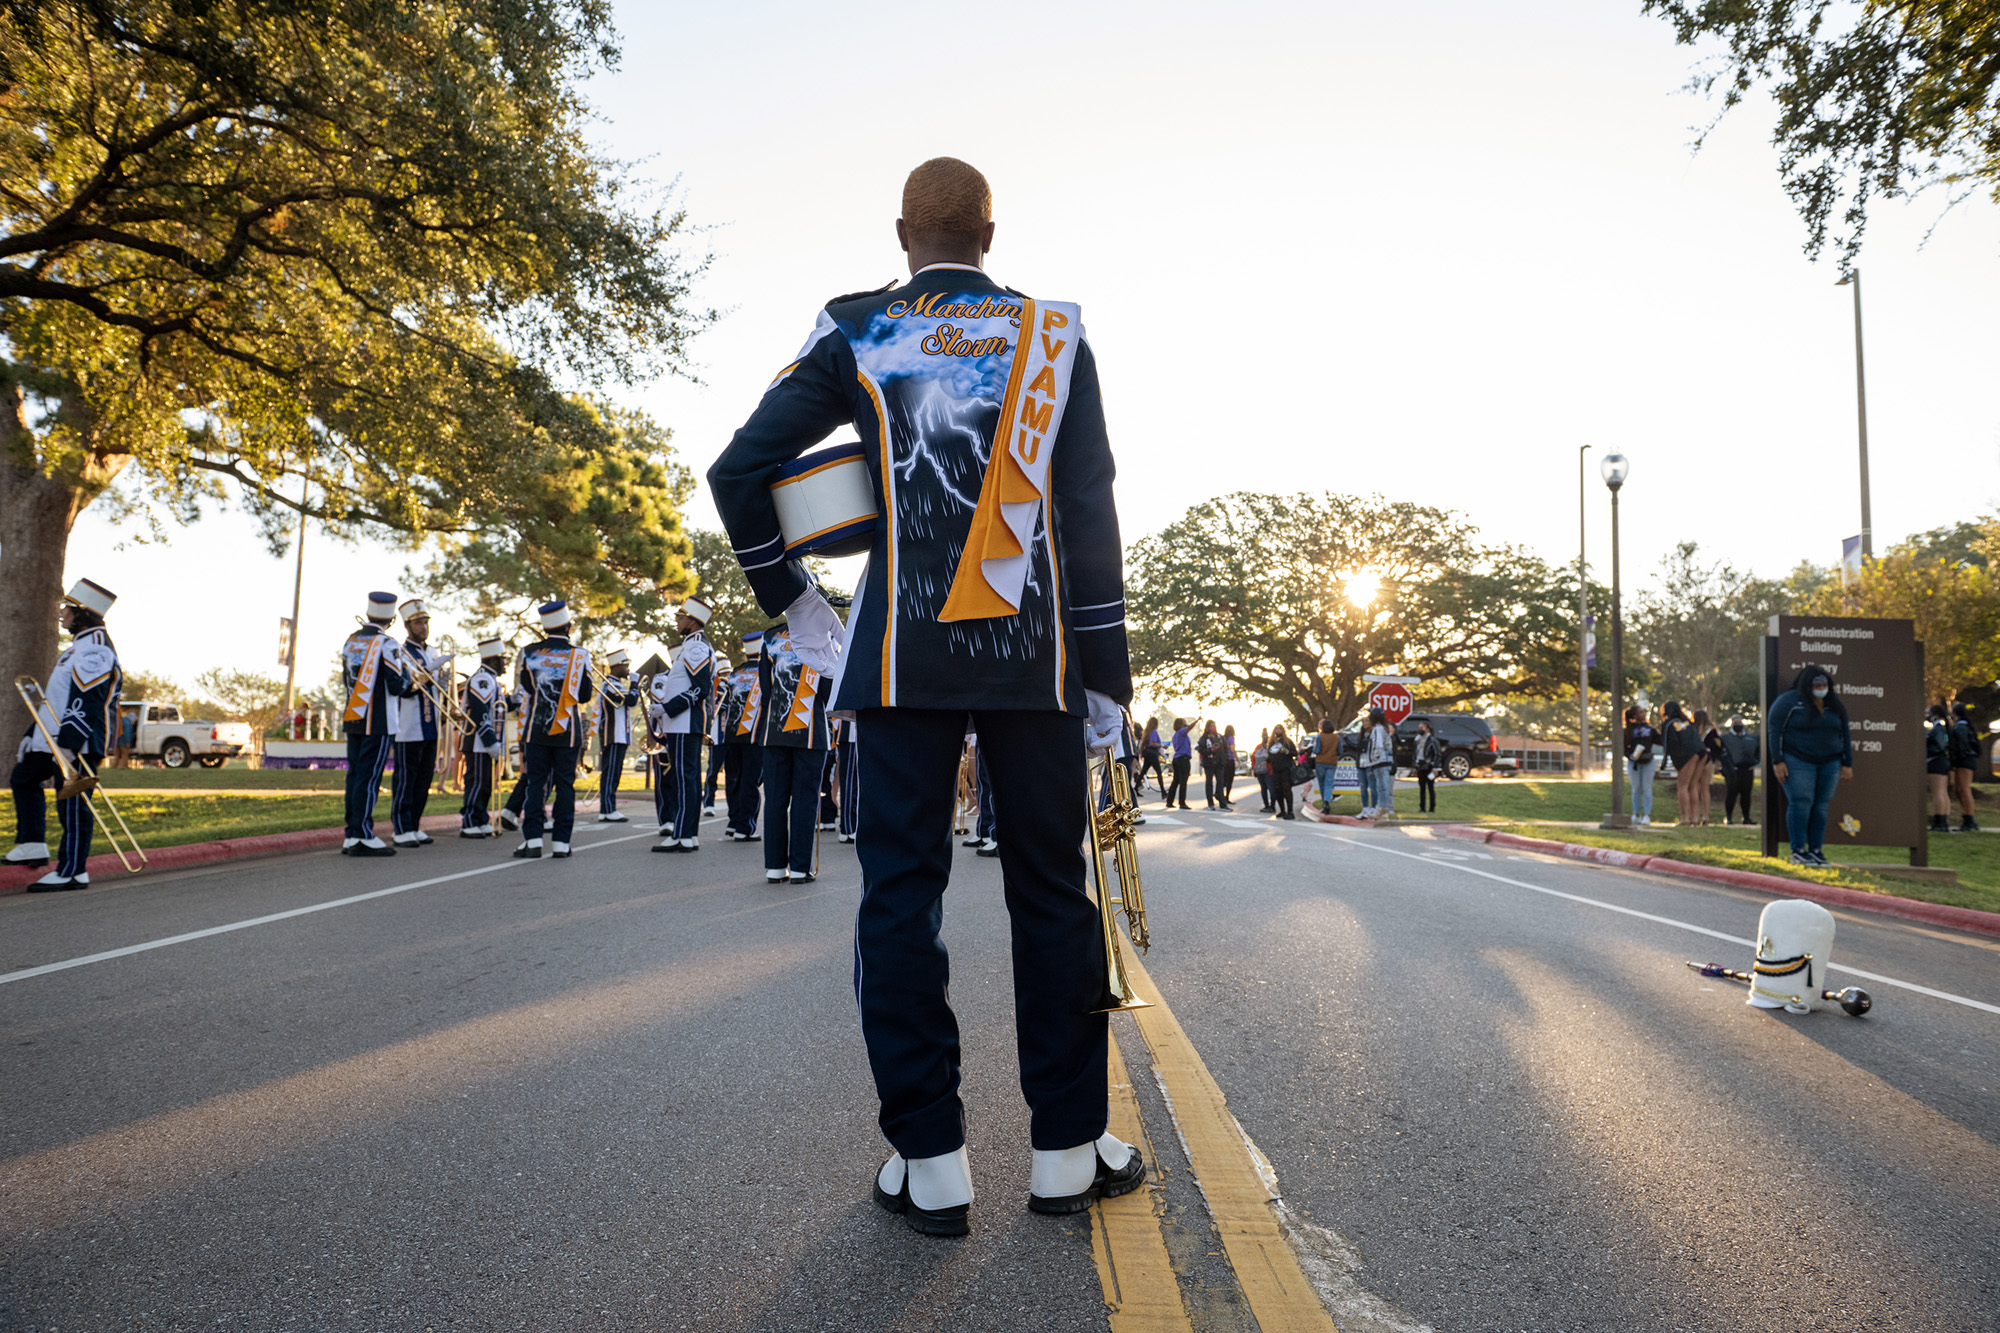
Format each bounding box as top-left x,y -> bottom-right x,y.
1766,664 -> 1853,866
1719,714 -> 1759,825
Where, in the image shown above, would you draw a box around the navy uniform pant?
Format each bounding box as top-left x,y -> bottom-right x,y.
704,742 -> 725,808
519,741 -> 580,843
837,736 -> 859,837
659,732 -> 703,840
975,752 -> 996,841
345,732 -> 392,839
651,750 -> 673,829
762,745 -> 826,874
10,749 -> 101,876
392,737 -> 438,835
460,751 -> 494,828
722,742 -> 761,834
598,740 -> 628,814
854,707 -> 1105,1160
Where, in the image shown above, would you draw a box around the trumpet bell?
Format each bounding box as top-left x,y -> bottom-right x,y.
1086,751 -> 1153,1014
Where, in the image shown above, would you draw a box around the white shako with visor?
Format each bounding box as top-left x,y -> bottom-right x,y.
1747,898 -> 1838,1013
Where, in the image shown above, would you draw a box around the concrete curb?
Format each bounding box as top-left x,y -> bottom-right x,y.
1,798 -> 650,897
1439,825 -> 2000,941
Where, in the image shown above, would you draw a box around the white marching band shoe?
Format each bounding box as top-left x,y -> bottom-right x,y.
1027,1133 -> 1143,1214
498,809 -> 521,831
5,842 -> 50,867
392,831 -> 421,846
459,824 -> 494,839
512,838 -> 543,859
347,837 -> 395,857
873,1146 -> 973,1237
551,841 -> 572,859
27,870 -> 88,892
765,869 -> 785,882
597,811 -> 628,824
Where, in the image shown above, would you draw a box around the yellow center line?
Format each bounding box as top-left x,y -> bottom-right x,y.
1122,948 -> 1341,1333
1091,1033 -> 1193,1330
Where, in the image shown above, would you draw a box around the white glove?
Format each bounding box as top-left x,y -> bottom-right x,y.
58,746 -> 80,770
785,586 -> 845,675
16,735 -> 29,764
1084,690 -> 1123,753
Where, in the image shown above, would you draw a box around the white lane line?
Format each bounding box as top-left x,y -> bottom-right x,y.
1218,819 -> 1274,830
1331,836 -> 2000,1016
1140,814 -> 1187,826
0,832 -> 659,987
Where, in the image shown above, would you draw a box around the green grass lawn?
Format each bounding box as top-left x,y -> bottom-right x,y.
2,790 -> 353,853
97,765 -> 350,791
1301,776 -> 2000,916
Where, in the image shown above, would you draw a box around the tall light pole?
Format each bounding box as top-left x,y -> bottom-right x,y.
1599,452 -> 1631,830
1577,445 -> 1590,780
281,478 -> 308,730
1835,269 -> 1872,557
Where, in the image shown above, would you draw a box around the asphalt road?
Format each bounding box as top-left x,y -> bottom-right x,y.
2,798 -> 1995,1331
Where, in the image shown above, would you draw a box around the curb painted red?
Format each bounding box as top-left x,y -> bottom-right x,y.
1,797 -> 650,897
1438,824 -> 2000,942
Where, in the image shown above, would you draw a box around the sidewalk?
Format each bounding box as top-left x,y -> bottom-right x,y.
1441,825 -> 2000,942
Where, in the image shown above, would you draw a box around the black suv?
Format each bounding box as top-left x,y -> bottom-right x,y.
1335,712 -> 1496,781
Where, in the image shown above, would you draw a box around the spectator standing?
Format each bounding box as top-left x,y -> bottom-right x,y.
1767,664 -> 1854,866
1252,729 -> 1272,812
1624,705 -> 1660,827
1197,721 -> 1224,808
1360,706 -> 1396,819
1266,725 -> 1298,819
1139,718 -> 1165,797
1661,701 -> 1701,826
1166,719 -> 1193,810
113,707 -> 136,769
1413,720 -> 1442,814
1719,715 -> 1759,825
1314,716 -> 1341,812
1219,725 -> 1239,809
1926,704 -> 1953,833
1948,703 -> 1982,832
1691,708 -> 1721,826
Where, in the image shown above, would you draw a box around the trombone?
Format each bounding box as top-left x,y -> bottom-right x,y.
12,675 -> 147,873
390,635 -> 479,735
1086,733 -> 1152,1013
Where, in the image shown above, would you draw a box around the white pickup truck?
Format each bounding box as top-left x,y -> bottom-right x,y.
117,702 -> 255,769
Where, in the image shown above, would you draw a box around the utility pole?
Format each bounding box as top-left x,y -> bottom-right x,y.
1577,445 -> 1590,780
282,479 -> 308,729
1836,269 -> 1872,557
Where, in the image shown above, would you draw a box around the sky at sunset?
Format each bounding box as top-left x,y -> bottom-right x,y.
68,0 -> 2000,705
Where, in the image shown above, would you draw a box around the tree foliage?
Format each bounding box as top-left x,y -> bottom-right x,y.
1802,518 -> 2000,703
0,0 -> 707,684
1644,0 -> 2000,261
1629,541 -> 1793,718
193,665 -> 285,732
1126,493 -> 1580,728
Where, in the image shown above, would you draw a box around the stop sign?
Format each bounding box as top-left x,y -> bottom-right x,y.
1366,681 -> 1413,727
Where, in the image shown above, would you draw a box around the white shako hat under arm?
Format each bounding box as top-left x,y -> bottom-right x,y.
605,648 -> 630,667
477,636 -> 506,658
1748,898 -> 1837,1013
539,599 -> 572,630
739,630 -> 763,658
365,591 -> 397,623
64,578 -> 117,616
399,598 -> 427,621
680,595 -> 713,624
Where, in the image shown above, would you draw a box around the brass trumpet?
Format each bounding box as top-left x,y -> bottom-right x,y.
12,675 -> 147,873
1086,743 -> 1151,1013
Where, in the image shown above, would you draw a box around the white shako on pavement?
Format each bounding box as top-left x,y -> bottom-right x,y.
8,577 -> 123,889
706,156 -> 1140,1236
1748,899 -> 1838,1014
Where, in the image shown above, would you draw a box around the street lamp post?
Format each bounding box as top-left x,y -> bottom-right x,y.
1577,445 -> 1590,780
1599,452 -> 1631,830
1835,269 -> 1872,557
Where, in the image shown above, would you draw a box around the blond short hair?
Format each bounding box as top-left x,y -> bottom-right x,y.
902,157 -> 991,241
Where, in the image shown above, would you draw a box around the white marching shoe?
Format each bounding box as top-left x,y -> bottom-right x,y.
873,1146 -> 973,1237
393,831 -> 421,846
1027,1133 -> 1143,1214
5,841 -> 50,867
597,810 -> 628,824
27,870 -> 88,892
551,841 -> 572,859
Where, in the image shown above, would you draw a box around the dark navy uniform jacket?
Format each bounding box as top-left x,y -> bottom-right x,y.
341,625 -> 412,737
517,635 -> 596,748
718,662 -> 762,743
756,627 -> 834,750
707,263 -> 1130,713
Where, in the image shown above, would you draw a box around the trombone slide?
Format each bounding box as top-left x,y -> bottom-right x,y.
12,676 -> 146,872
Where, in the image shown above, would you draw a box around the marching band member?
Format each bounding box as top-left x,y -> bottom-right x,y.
755,619 -> 836,883
718,633 -> 764,841
511,600 -> 594,860
390,599 -> 445,847
340,591 -> 413,857
459,637 -> 509,837
648,596 -> 716,853
702,669 -> 727,816
593,648 -> 640,823
6,579 -> 122,889
707,158 -> 1139,1234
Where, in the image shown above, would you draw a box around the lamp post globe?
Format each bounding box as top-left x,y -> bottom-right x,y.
1600,452 -> 1630,491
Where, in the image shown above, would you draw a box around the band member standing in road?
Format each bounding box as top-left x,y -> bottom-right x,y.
6,579 -> 122,888
340,592 -> 413,857
594,649 -> 640,823
755,619 -> 835,883
390,599 -> 444,847
648,596 -> 715,853
718,635 -> 764,841
459,637 -> 509,837
708,157 -> 1142,1236
511,600 -> 594,860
